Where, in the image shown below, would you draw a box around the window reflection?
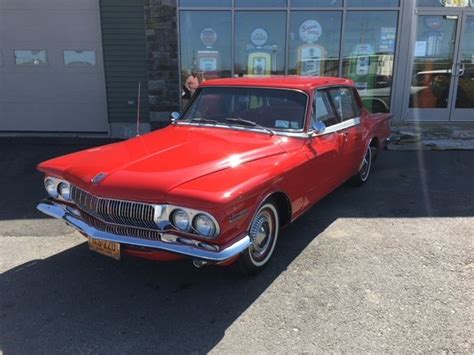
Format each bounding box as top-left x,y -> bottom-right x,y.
14,50 -> 47,65
179,11 -> 232,106
342,11 -> 398,113
409,16 -> 456,109
235,12 -> 287,76
178,4 -> 401,113
289,11 -> 342,76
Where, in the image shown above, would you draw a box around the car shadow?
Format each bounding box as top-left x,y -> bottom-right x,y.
1,150 -> 473,353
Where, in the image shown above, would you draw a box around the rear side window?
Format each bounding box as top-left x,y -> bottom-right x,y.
328,87 -> 360,121
313,90 -> 340,127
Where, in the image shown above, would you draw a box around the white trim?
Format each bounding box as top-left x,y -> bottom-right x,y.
317,117 -> 361,136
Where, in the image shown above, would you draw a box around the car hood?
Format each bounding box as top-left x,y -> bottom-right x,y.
38,125 -> 288,203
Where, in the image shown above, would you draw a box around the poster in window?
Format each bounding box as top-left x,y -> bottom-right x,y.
198,51 -> 219,71
352,44 -> 374,76
379,27 -> 396,53
248,53 -> 272,75
298,45 -> 326,76
247,28 -> 274,75
197,28 -> 219,75
296,20 -> 326,76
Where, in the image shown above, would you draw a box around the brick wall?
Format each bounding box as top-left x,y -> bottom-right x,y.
144,0 -> 180,128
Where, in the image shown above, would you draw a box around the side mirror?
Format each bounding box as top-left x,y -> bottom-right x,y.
309,121 -> 326,136
170,112 -> 181,123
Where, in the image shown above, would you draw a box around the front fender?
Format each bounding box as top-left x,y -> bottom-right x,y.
165,152 -> 304,245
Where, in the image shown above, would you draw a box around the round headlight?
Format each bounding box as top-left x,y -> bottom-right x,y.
44,179 -> 59,198
192,214 -> 216,237
58,182 -> 71,200
170,209 -> 190,231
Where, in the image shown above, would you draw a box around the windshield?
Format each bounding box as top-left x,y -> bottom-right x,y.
180,87 -> 308,131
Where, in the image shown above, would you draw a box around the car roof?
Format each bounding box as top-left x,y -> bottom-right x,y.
200,76 -> 354,93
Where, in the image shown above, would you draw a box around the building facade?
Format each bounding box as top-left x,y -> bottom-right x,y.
1,0 -> 473,137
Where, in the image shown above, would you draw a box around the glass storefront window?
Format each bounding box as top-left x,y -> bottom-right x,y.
291,0 -> 342,7
346,0 -> 399,7
179,11 -> 232,105
235,0 -> 287,7
235,12 -> 287,76
342,11 -> 398,113
63,50 -> 96,66
14,50 -> 47,65
288,11 -> 342,76
179,0 -> 232,7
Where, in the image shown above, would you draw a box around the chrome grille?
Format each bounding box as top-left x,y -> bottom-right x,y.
81,212 -> 161,241
71,186 -> 157,230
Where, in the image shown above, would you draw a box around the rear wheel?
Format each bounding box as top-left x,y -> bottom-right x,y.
238,201 -> 279,275
349,143 -> 372,186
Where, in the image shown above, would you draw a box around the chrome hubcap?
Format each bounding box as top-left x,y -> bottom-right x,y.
249,210 -> 273,259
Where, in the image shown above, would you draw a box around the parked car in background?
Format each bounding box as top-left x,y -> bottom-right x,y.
37,76 -> 391,274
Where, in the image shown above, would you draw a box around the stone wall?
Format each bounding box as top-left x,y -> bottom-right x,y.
144,0 -> 180,128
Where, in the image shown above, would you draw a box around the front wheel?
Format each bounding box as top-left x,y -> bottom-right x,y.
348,143 -> 372,187
238,201 -> 279,275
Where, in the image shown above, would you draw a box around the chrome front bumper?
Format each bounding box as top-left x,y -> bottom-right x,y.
37,200 -> 251,262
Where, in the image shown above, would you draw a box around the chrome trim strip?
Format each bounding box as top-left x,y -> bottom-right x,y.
315,117 -> 361,137
37,200 -> 250,262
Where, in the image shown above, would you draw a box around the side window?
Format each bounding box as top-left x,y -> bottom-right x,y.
328,87 -> 359,121
313,90 -> 340,128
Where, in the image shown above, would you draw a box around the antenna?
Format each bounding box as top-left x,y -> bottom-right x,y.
136,81 -> 141,137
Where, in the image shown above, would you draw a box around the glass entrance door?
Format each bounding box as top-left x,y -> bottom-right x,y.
406,12 -> 474,122
451,14 -> 474,121
407,14 -> 459,121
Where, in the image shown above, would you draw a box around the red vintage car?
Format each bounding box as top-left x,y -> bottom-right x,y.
37,76 -> 391,274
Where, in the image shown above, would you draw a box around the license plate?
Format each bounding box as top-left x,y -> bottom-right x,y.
88,237 -> 120,260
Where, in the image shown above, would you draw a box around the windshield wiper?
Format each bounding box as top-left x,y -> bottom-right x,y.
182,117 -> 219,125
225,117 -> 275,136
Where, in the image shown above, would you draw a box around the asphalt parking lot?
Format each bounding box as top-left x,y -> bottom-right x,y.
0,140 -> 473,354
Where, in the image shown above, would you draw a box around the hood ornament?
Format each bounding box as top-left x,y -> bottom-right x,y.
91,173 -> 107,185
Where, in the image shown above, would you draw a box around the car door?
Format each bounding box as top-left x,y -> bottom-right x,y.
327,87 -> 364,180
303,89 -> 344,203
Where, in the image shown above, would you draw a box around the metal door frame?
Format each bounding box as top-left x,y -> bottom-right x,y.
451,12 -> 474,121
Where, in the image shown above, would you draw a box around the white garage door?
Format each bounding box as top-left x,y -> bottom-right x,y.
0,0 -> 109,133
